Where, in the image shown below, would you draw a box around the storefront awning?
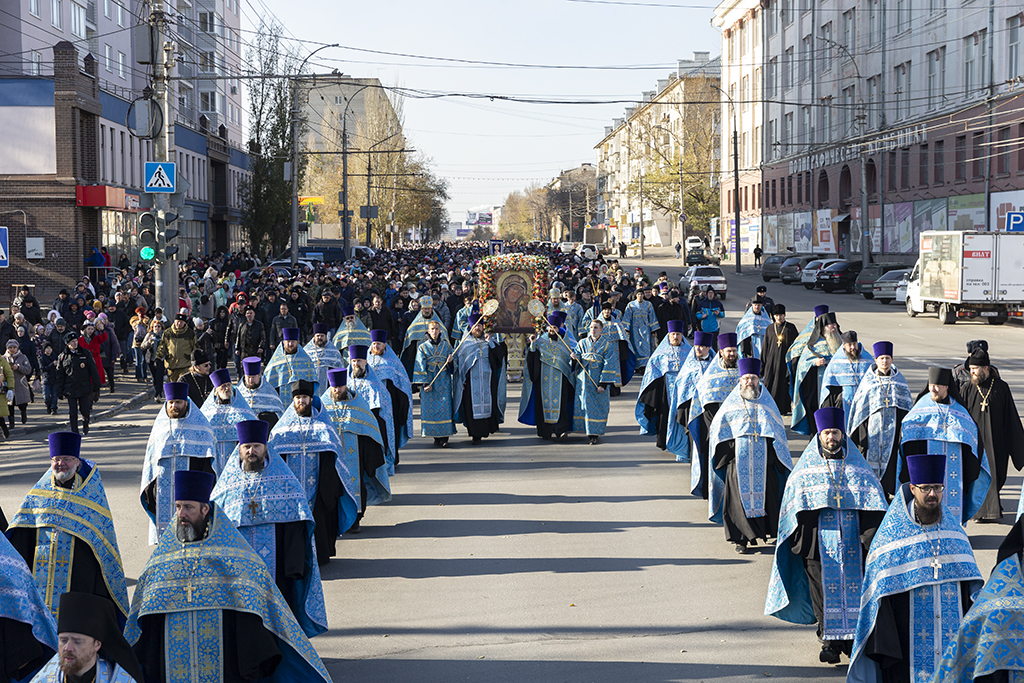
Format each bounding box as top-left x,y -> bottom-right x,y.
831,213 -> 850,223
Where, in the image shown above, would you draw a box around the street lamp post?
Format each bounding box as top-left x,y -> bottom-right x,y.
364,129 -> 403,247
290,43 -> 338,268
710,83 -> 741,274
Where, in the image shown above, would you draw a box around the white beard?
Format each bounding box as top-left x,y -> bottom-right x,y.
825,329 -> 843,354
739,385 -> 759,402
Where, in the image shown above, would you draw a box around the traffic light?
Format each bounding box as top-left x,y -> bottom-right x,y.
138,211 -> 158,262
159,211 -> 180,261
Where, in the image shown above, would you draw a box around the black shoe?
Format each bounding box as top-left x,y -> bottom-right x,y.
733,542 -> 748,554
819,643 -> 841,664
588,435 -> 598,445
82,421 -> 89,436
348,519 -> 361,534
472,436 -> 482,445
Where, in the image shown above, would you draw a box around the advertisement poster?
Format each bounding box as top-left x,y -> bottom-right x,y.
815,209 -> 836,253
851,207 -> 883,254
745,217 -> 760,254
794,212 -> 813,253
991,189 -> 1024,231
948,193 -> 986,231
763,215 -> 778,253
913,199 -> 947,246
888,202 -> 914,253
777,213 -> 794,253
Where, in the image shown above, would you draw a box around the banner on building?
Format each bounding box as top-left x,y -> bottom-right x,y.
815,209 -> 836,254
794,212 -> 813,253
777,213 -> 794,253
763,215 -> 778,254
948,194 -> 986,231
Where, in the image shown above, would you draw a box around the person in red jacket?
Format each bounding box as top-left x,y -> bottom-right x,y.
77,321 -> 107,398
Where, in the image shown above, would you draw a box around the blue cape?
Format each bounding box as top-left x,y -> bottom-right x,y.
687,355 -> 738,493
0,530 -> 58,658
320,387 -> 392,507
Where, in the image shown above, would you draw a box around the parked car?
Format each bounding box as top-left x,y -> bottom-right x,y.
679,265 -> 728,299
558,242 -> 576,254
815,260 -> 863,293
800,259 -> 845,289
855,262 -> 908,298
871,269 -> 911,304
685,236 -> 705,252
576,243 -> 599,260
760,254 -> 789,282
779,255 -> 818,284
686,248 -> 710,266
895,267 -> 913,305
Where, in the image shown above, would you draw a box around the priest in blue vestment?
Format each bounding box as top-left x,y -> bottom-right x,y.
201,368 -> 257,474
331,306 -> 373,358
268,380 -> 357,564
594,302 -> 634,396
8,433 -> 129,625
30,591 -> 143,683
899,367 -> 988,525
935,515 -> 1024,682
320,369 -> 390,533
127,471 -> 333,683
688,332 -> 740,499
401,296 -> 441,382
236,355 -> 285,430
304,323 -> 344,393
847,342 -> 914,490
264,327 -> 317,405
0,523 -> 57,682
572,318 -> 620,445
140,382 -> 216,545
210,420 -> 327,638
519,315 -> 576,442
347,345 -> 397,475
367,330 -> 412,464
819,330 -> 874,418
847,454 -> 983,683
765,407 -> 887,665
708,358 -> 793,553
786,304 -> 829,372
453,314 -> 508,446
636,325 -> 706,463
736,297 -> 771,360
622,287 -> 660,369
413,319 -> 456,447
791,310 -> 842,435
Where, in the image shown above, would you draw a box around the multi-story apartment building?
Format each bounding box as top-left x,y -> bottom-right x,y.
0,3 -> 248,296
297,76 -> 394,153
713,0 -> 764,258
596,52 -> 722,249
717,0 -> 1024,262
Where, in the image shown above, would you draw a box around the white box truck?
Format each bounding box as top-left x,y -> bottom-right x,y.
905,230 -> 1024,325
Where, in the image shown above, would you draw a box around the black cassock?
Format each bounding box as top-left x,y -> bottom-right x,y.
134,609 -> 282,683
459,341 -> 507,440
379,378 -> 410,466
693,403 -> 725,500
526,346 -> 574,440
279,450 -> 342,565
760,321 -> 798,415
711,438 -> 786,543
958,374 -> 1024,520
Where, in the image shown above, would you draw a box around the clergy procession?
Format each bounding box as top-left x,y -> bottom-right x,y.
5,241 -> 1024,683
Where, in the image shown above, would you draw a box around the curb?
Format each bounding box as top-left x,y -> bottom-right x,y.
11,390 -> 153,438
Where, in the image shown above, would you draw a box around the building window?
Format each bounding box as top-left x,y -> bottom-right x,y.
796,172 -> 803,204
767,58 -> 777,97
894,62 -> 911,119
1010,16 -> 1021,81
29,50 -> 42,75
964,31 -> 986,97
869,0 -> 880,45
841,86 -> 855,135
787,176 -> 793,204
934,140 -> 944,184
820,23 -> 833,71
51,0 -> 61,28
919,144 -> 929,186
729,30 -> 736,61
901,150 -> 911,189
29,0 -> 40,17
896,0 -> 909,32
783,0 -> 792,25
842,10 -> 855,49
955,135 -> 966,181
768,0 -> 777,35
200,91 -> 215,112
69,1 -> 85,38
771,179 -> 777,207
888,151 -> 897,190
199,12 -> 213,31
819,101 -> 831,143
741,75 -> 749,112
927,48 -> 946,109
799,106 -> 809,145
740,20 -> 747,57
784,47 -> 793,89
103,0 -> 110,16
929,0 -> 945,13
115,1 -> 124,26
104,44 -> 113,71
1019,124 -> 1024,173
784,112 -> 793,147
997,127 -> 1010,175
972,132 -> 984,178
800,35 -> 811,83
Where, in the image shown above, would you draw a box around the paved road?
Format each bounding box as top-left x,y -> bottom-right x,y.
1,262 -> 1020,682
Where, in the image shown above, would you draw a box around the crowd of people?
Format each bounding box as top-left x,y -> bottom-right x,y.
4,239 -> 1024,682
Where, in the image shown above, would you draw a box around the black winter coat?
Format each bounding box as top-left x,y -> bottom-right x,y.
55,347 -> 100,399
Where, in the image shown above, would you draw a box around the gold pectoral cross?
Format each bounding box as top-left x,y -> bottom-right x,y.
832,489 -> 843,508
249,499 -> 260,516
185,582 -> 194,603
980,398 -> 989,412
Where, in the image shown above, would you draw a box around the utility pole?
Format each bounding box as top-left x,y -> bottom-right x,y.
733,128 -> 741,274
151,0 -> 177,317
365,153 -> 372,246
342,117 -> 350,258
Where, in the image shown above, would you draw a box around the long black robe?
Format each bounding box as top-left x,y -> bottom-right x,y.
279,450 -> 342,564
958,375 -> 1024,520
459,341 -> 507,440
789,484 -> 884,650
797,355 -> 832,435
0,617 -> 52,683
638,376 -> 675,453
134,609 -> 281,683
381,378 -> 410,465
526,346 -> 574,440
760,321 -> 798,415
711,439 -> 785,544
182,369 -> 214,408
356,433 -> 386,517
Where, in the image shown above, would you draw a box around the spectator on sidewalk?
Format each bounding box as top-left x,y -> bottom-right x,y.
694,286 -> 726,350
156,313 -> 196,381
753,244 -> 763,267
95,316 -> 120,394
675,242 -> 682,259
40,342 -> 58,415
0,352 -> 12,438
141,319 -> 165,399
4,339 -> 32,429
130,306 -> 150,382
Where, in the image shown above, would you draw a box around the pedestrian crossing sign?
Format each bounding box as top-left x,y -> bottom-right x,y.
144,162 -> 176,193
0,227 -> 8,268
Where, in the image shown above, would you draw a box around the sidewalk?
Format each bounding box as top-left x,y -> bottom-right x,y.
2,372 -> 154,440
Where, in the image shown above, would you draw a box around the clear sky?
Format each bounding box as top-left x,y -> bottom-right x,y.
252,0 -> 721,223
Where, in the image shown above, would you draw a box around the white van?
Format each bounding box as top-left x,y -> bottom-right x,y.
685,236 -> 704,252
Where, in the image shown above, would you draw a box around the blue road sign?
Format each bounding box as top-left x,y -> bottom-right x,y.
0,227 -> 8,267
1006,211 -> 1024,232
144,162 -> 176,193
